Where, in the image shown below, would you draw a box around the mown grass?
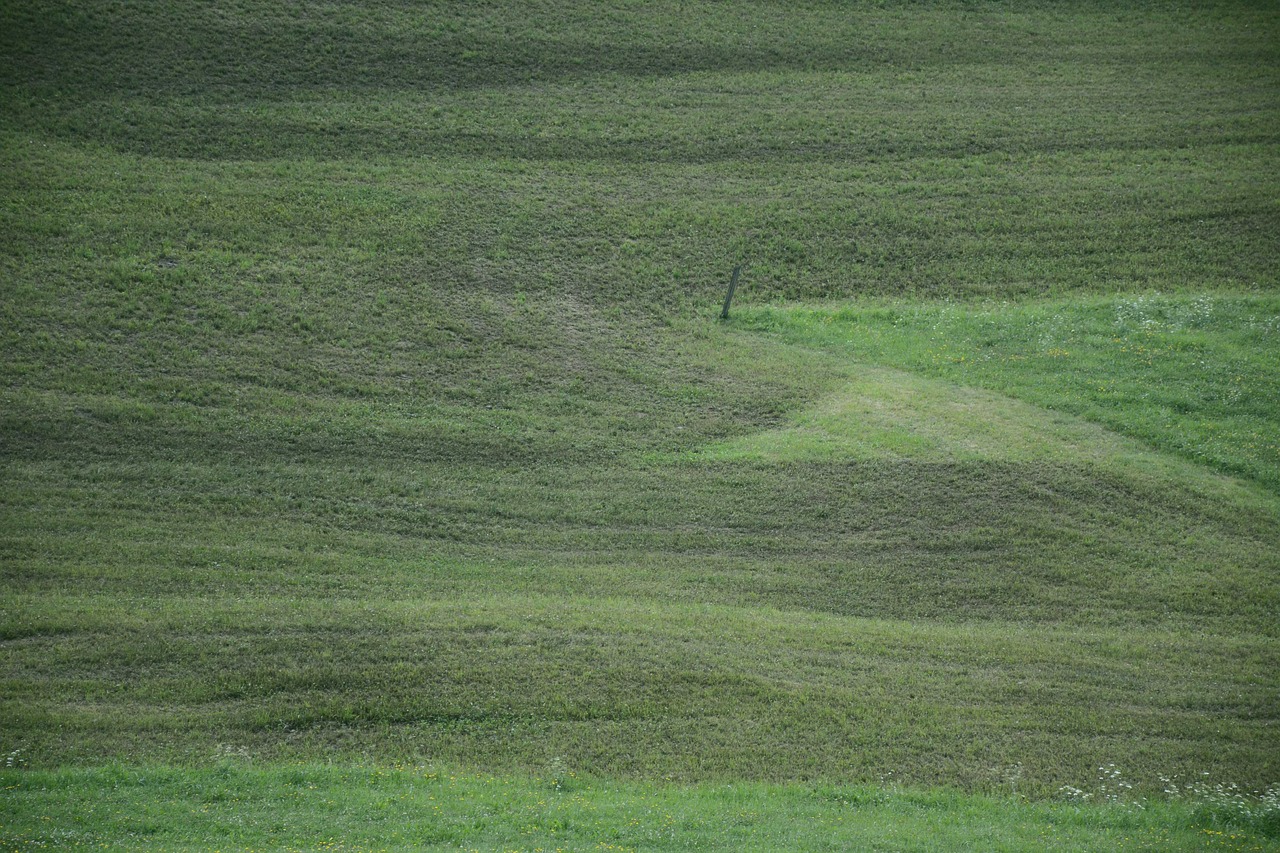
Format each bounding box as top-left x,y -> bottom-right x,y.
729,292 -> 1280,490
2,0 -> 1279,847
4,1 -> 1278,304
2,763 -> 1277,852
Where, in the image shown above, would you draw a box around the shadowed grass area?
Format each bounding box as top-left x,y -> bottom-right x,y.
4,1 -> 1278,303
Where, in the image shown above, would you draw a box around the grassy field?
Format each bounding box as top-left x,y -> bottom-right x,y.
2,0 -> 1279,848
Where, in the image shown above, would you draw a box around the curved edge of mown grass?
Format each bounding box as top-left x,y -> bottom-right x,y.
726,291 -> 1280,496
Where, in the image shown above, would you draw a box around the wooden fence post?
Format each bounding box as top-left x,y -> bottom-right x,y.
720,264 -> 741,320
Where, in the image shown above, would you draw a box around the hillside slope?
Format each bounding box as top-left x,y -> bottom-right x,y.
2,0 -> 1278,810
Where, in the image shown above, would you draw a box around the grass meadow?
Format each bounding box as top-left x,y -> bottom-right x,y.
2,0 -> 1279,849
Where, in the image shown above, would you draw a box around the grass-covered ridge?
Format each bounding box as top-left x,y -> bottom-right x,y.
2,0 -> 1279,847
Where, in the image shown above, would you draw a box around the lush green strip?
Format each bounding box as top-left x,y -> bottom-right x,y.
2,764 -> 1277,852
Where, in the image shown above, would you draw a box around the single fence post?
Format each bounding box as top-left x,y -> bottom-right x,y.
720,264 -> 741,320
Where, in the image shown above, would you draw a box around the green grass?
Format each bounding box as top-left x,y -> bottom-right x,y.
2,764 -> 1277,852
2,0 -> 1279,847
728,293 -> 1280,490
